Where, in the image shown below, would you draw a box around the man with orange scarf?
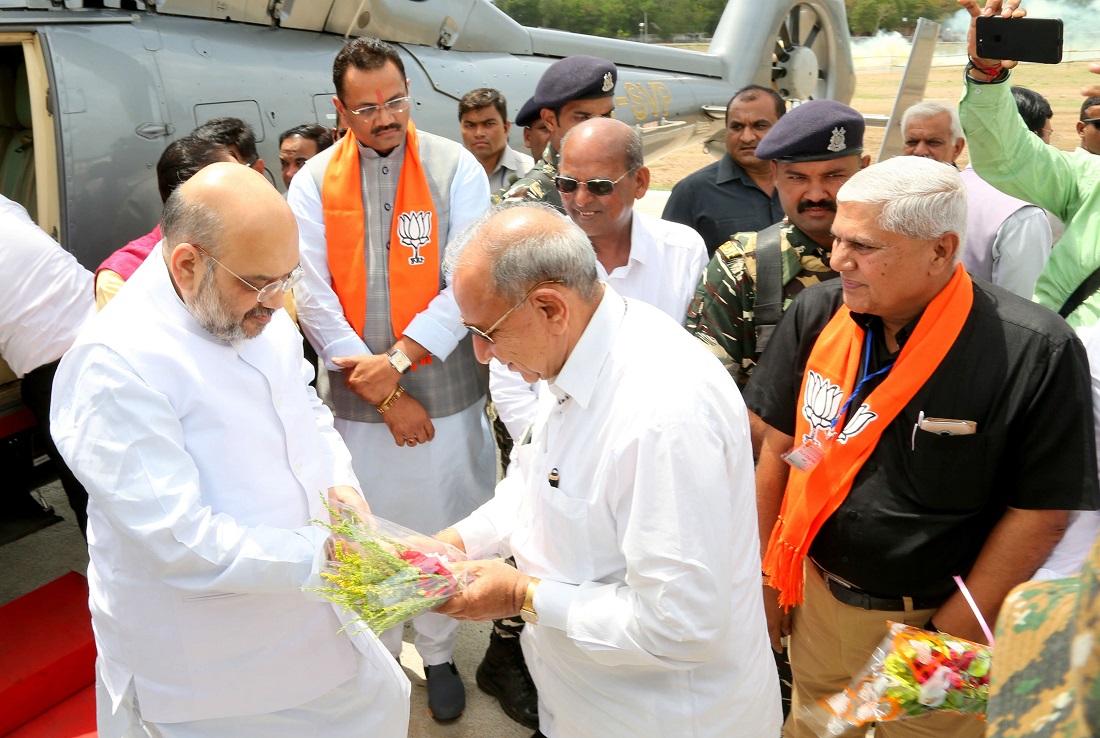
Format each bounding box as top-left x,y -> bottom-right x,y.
745,155 -> 1098,738
287,37 -> 493,722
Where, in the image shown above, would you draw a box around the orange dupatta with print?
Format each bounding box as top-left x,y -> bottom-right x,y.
322,120 -> 438,359
763,263 -> 974,609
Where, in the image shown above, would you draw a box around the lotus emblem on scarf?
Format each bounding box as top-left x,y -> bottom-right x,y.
801,370 -> 843,443
837,403 -> 878,444
397,211 -> 432,266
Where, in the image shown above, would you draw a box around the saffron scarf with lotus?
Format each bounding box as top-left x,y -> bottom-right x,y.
322,120 -> 438,358
763,263 -> 973,609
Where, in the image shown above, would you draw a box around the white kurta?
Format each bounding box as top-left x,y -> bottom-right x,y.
455,288 -> 782,738
0,195 -> 95,376
287,136 -> 495,537
490,210 -> 709,440
50,252 -> 409,732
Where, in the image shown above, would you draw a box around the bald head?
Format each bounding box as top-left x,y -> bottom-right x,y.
561,117 -> 642,174
161,162 -> 300,341
165,162 -> 296,259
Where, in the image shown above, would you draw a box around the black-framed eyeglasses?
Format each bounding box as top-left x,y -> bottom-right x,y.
1082,117 -> 1100,130
347,96 -> 412,121
192,244 -> 303,303
463,280 -> 562,343
554,171 -> 633,196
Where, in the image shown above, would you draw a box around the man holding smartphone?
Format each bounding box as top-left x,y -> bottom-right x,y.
747,154 -> 1098,738
959,0 -> 1100,325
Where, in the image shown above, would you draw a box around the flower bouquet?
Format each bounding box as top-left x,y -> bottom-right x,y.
805,621 -> 991,734
306,499 -> 467,635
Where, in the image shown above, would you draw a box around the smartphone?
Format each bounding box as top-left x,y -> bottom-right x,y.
975,16 -> 1063,64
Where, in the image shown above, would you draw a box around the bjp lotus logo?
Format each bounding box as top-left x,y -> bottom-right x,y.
801,370 -> 842,443
397,211 -> 432,266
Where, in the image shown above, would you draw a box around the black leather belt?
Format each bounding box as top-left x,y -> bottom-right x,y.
810,560 -> 941,612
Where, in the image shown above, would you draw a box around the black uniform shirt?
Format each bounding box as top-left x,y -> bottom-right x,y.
745,278 -> 1099,601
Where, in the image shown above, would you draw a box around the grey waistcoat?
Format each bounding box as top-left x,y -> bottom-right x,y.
306,131 -> 487,423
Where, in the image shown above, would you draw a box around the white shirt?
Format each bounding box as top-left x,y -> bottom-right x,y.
287,137 -> 489,370
490,210 -> 708,440
0,195 -> 95,376
488,145 -> 535,191
50,252 -> 408,729
1036,325 -> 1100,579
455,288 -> 781,737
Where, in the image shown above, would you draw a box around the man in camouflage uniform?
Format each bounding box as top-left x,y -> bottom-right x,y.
493,54 -> 617,210
686,99 -> 870,389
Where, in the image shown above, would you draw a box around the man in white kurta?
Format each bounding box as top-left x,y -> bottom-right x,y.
286,37 -> 493,717
50,164 -> 409,737
490,117 -> 708,440
438,204 -> 782,737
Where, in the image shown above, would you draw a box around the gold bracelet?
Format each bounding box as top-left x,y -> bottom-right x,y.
376,384 -> 405,414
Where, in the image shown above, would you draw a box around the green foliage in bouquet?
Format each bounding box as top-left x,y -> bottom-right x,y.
306,497 -> 463,635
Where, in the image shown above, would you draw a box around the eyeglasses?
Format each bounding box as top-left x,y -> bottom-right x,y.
554,171 -> 633,196
191,244 -> 304,303
1082,117 -> 1100,130
347,96 -> 412,121
463,280 -> 562,343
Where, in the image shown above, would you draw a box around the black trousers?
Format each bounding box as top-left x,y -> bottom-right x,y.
21,358 -> 88,536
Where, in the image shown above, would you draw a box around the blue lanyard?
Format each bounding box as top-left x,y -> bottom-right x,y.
831,331 -> 896,430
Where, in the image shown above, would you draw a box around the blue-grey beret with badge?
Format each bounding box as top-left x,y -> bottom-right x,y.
515,55 -> 617,128
755,99 -> 865,163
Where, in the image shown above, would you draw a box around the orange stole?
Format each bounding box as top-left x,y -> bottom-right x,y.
322,121 -> 439,359
763,264 -> 974,609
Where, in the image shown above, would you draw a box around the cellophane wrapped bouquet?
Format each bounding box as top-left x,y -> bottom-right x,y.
307,499 -> 467,635
805,621 -> 991,734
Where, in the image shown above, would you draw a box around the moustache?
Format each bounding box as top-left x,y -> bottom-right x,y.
797,199 -> 837,214
246,306 -> 276,320
371,123 -> 402,137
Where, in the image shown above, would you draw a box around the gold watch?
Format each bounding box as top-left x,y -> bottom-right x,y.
520,577 -> 540,625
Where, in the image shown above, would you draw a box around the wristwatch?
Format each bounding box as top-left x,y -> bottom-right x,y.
520,577 -> 540,625
386,347 -> 412,374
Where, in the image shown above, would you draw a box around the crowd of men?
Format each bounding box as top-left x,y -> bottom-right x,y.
4,0 -> 1100,735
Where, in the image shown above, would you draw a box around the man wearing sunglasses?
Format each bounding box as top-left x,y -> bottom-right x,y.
1077,96 -> 1100,156
50,163 -> 411,736
495,55 -> 618,211
491,117 -> 707,443
287,36 -> 494,722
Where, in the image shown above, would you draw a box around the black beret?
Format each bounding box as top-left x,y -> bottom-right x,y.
516,96 -> 540,128
755,99 -> 865,163
519,55 -> 617,127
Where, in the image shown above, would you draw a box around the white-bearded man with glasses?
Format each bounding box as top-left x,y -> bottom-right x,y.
51,163 -> 411,737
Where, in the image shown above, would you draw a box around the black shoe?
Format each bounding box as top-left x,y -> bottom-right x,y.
476,630 -> 539,729
425,662 -> 465,721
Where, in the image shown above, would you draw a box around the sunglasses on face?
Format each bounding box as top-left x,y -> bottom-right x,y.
553,170 -> 632,196
1083,118 -> 1100,130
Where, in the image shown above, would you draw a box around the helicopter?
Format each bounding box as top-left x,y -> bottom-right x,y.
0,0 -> 856,272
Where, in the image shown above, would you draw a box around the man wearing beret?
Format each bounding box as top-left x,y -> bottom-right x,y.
686,99 -> 869,392
494,54 -> 618,210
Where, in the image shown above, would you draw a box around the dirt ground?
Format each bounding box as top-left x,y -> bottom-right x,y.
648,60 -> 1095,189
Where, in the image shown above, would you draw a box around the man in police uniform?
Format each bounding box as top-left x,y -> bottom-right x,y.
686,99 -> 869,390
494,55 -> 617,210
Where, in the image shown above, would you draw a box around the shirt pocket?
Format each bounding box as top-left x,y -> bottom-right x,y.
907,429 -> 992,512
530,487 -> 595,582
